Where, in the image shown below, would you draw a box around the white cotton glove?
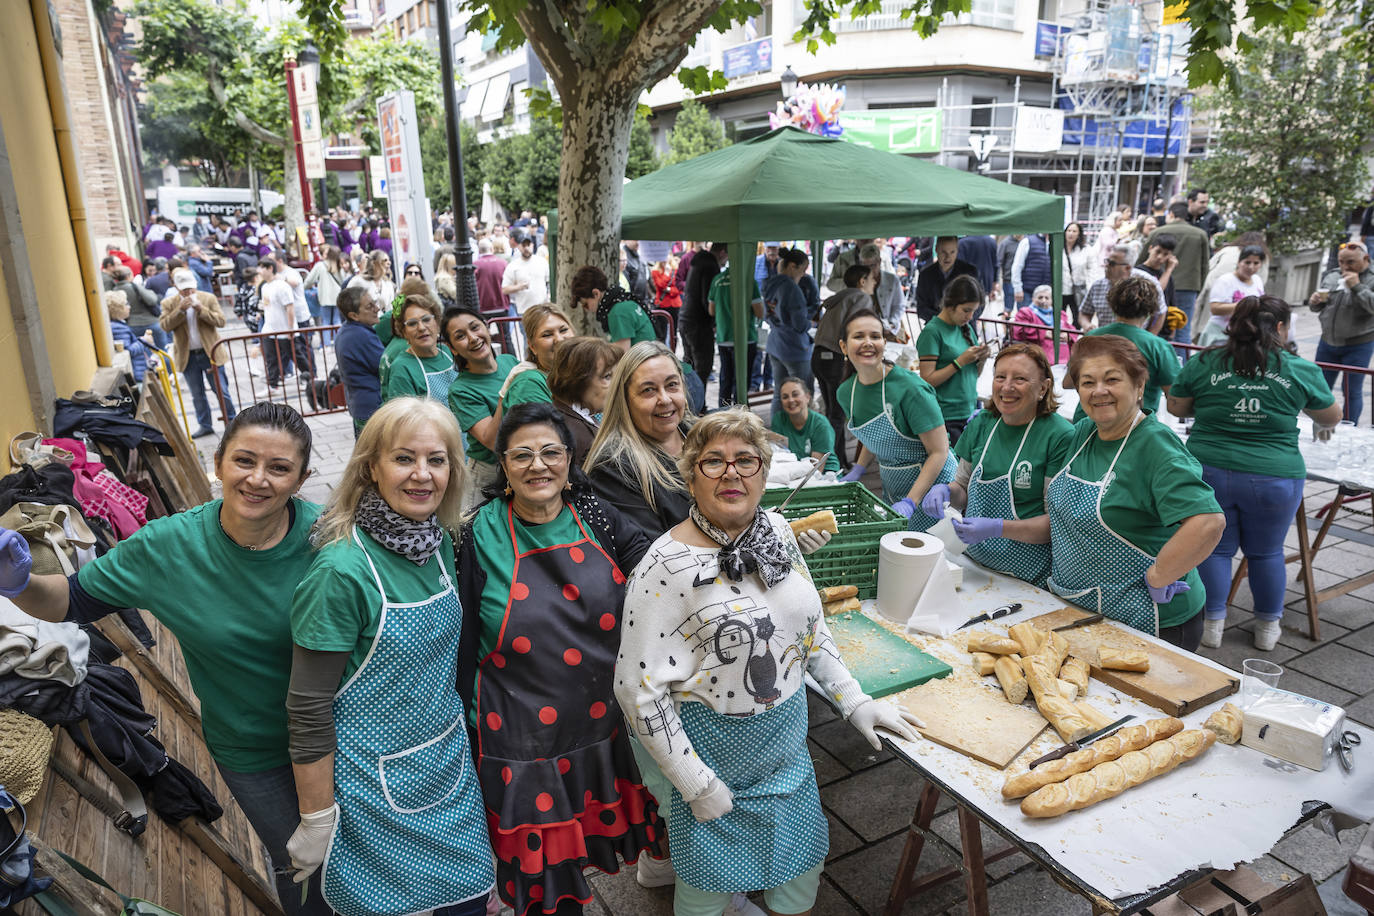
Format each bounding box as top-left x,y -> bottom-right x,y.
286,804 -> 338,883
796,528 -> 832,555
848,699 -> 924,750
497,361 -> 537,399
688,776 -> 734,823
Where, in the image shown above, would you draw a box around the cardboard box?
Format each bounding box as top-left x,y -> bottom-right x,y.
1139,866 -> 1327,916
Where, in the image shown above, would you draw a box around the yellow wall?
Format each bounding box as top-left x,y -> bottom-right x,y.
0,4 -> 101,445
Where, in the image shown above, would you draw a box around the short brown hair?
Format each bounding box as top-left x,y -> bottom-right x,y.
1106,275 -> 1158,321
570,265 -> 609,300
988,342 -> 1060,418
1065,334 -> 1149,391
547,336 -> 621,404
677,407 -> 772,484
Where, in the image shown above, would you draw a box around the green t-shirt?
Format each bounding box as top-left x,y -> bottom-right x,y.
770,409 -> 841,472
76,498 -> 323,772
1172,349 -> 1334,479
501,367 -> 553,410
448,353 -> 519,464
1085,323 -> 1179,415
916,315 -> 980,421
1059,413 -> 1220,627
292,528 -> 457,681
954,410 -> 1074,519
378,335 -> 408,392
836,365 -> 945,440
383,349 -> 454,401
607,299 -> 656,345
709,270 -> 761,345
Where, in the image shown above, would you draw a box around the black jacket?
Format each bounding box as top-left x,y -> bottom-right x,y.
914,259 -> 979,322
587,452 -> 691,541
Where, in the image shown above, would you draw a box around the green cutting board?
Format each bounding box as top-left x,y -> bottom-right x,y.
827,611 -> 952,698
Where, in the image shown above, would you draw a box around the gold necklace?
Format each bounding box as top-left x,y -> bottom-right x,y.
219,508 -> 288,551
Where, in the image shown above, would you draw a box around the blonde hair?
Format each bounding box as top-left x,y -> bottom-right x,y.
313,398 -> 468,546
521,303 -> 573,367
435,251 -> 456,275
677,408 -> 771,483
583,340 -> 696,514
363,249 -> 391,281
104,289 -> 129,314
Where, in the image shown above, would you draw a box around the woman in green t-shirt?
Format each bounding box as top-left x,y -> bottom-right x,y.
0,403 -> 332,915
917,275 -> 990,444
922,344 -> 1074,589
1049,335 -> 1225,649
286,398 -> 494,916
1081,274 -> 1178,416
498,303 -> 576,412
383,285 -> 457,402
572,264 -> 658,351
771,376 -> 841,472
444,306 -> 520,510
1168,295 -> 1341,652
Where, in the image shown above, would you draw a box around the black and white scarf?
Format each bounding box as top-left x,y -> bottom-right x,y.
689,504 -> 792,588
356,487 -> 442,565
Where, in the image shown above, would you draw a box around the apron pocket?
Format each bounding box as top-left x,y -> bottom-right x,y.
378,717 -> 466,813
1046,579 -> 1102,615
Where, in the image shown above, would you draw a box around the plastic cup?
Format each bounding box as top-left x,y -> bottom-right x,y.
1241,658 -> 1283,706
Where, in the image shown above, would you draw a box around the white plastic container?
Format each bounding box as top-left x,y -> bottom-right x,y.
1239,687 -> 1346,771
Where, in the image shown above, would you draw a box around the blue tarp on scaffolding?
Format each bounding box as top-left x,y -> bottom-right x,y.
1056,95 -> 1187,157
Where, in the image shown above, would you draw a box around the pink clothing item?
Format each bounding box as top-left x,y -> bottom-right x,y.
1011,307 -> 1078,363
43,437 -> 147,538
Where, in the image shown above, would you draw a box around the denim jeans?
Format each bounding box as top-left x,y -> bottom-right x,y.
768,354 -> 813,415
1315,338 -> 1374,424
1196,466 -> 1305,621
1171,289 -> 1198,354
717,343 -> 757,407
216,762 -> 334,916
183,349 -> 236,431
318,305 -> 340,346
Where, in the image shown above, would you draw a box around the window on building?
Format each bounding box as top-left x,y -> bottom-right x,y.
971,95 -> 995,128
1038,0 -> 1059,20
958,0 -> 1017,30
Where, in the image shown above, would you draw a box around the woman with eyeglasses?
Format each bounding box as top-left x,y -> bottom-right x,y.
917,275 -> 989,445
615,408 -> 920,916
383,286 -> 458,402
456,403 -> 662,916
403,262 -> 424,280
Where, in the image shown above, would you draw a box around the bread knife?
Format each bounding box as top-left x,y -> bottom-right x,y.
957,603 -> 1022,630
777,453 -> 829,513
1026,714 -> 1136,769
1052,613 -> 1106,632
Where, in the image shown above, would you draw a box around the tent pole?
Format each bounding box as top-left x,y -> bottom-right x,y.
731,241 -> 751,411
1050,231 -> 1064,363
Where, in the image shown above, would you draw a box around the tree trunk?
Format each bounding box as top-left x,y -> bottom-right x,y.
283,146 -> 305,245
555,86 -> 639,335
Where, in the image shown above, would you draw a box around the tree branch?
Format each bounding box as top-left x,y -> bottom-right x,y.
207,61 -> 288,148
615,0 -> 725,90
515,0 -> 584,92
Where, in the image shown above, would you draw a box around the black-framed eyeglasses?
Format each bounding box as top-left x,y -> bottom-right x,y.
696,455 -> 762,479
504,445 -> 569,469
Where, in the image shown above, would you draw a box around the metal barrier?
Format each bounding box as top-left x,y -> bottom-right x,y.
210,325 -> 349,420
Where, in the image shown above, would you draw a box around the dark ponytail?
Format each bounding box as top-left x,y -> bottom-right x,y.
1218,295 -> 1293,377
777,247 -> 809,269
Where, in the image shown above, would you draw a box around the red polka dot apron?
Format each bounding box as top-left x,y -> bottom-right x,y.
964,416 -> 1053,588
475,502 -> 661,916
321,529 -> 494,916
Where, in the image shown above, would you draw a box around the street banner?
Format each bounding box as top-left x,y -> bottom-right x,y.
838,109 -> 942,154
376,91 -> 433,278
1013,105 -> 1065,152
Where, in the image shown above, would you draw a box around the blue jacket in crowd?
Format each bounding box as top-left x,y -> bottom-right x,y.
761,274 -> 814,363
334,318 -> 384,427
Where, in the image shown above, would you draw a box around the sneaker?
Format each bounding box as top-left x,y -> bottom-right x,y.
1253,619 -> 1282,652
191,427 -> 215,439
1200,617 -> 1225,649
724,893 -> 766,916
636,854 -> 674,888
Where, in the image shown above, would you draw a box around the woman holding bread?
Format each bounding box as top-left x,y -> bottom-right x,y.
615,408 -> 921,916
1048,335 -> 1225,650
922,343 -> 1073,588
838,309 -> 956,531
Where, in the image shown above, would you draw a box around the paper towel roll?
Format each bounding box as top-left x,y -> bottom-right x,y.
876,531 -> 944,624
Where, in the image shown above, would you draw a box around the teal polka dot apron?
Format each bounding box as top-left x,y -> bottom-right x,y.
410,349 -> 459,402
321,529 -> 495,916
965,416 -> 1052,589
1045,415 -> 1160,636
666,689 -> 827,895
847,370 -> 956,532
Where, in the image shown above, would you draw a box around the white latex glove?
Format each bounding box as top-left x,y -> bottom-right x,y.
796,528 -> 832,555
286,804 -> 338,883
848,699 -> 924,750
687,776 -> 733,822
497,361 -> 538,399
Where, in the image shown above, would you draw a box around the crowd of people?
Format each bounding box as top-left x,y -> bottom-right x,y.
5,189 -> 1369,916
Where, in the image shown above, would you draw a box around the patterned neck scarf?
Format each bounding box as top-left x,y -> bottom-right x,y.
355,487 -> 442,565
689,504 -> 791,588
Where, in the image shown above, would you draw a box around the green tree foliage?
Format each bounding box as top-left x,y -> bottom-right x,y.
665,99 -> 730,166
1190,26 -> 1374,252
626,112 -> 660,179
140,72 -> 261,185
421,117 -> 485,216
1177,0 -> 1369,89
480,120 -> 563,215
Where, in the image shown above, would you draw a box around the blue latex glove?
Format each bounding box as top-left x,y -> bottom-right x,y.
892,498 -> 916,519
0,528 -> 33,599
840,463 -> 866,483
920,484 -> 951,520
1145,576 -> 1191,604
951,516 -> 1003,545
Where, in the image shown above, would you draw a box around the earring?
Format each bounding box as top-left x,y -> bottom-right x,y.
504,484 -> 513,496
564,481 -> 572,492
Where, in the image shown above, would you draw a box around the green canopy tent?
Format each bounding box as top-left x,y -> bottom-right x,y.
550,125 -> 1069,401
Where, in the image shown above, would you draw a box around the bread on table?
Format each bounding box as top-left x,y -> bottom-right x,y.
1056,678 -> 1079,701
994,656 -> 1029,704
1023,656 -> 1093,742
970,652 -> 997,677
1074,702 -> 1113,732
789,510 -> 838,537
818,585 -> 858,603
1020,728 -> 1215,817
1040,631 -> 1071,672
1203,702 -> 1243,745
966,632 -> 1022,655
1001,717 -> 1185,799
1096,647 -> 1150,672
822,596 -> 861,616
1008,622 -> 1048,658
1061,656 -> 1090,695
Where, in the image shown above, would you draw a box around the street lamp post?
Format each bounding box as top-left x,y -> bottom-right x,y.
780,65 -> 798,98
435,0 -> 479,311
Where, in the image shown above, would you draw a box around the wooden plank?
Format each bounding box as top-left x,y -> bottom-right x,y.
27,833 -> 127,915
897,679 -> 1049,769
1025,609 -> 1239,717
181,818 -> 287,916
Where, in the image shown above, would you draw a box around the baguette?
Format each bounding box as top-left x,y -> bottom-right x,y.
789,510 -> 838,538
1008,622 -> 1048,657
818,585 -> 859,603
1061,656 -> 1090,696
1001,717 -> 1185,799
1020,728 -> 1216,817
966,632 -> 1022,655
822,596 -> 861,616
1023,656 -> 1093,742
1075,702 -> 1113,732
970,652 -> 997,676
994,656 -> 1029,704
1056,678 -> 1079,701
1040,631 -> 1071,672
1203,702 -> 1243,745
1096,647 -> 1150,672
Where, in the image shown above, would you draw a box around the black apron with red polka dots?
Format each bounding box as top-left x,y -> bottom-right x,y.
475,502 -> 661,916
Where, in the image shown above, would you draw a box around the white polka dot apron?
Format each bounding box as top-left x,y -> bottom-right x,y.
964,416 -> 1052,588
410,349 -> 458,402
847,370 -> 956,531
1045,415 -> 1160,636
475,503 -> 661,916
321,529 -> 495,916
666,689 -> 828,894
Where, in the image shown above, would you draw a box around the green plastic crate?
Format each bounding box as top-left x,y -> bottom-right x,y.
761,482 -> 904,599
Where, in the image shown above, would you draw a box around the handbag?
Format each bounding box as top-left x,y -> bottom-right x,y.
0,709 -> 55,805
0,503 -> 96,577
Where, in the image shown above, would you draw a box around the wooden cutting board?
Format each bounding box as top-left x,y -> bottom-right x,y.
897,678 -> 1049,768
1027,608 -> 1238,716
827,611 -> 953,698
